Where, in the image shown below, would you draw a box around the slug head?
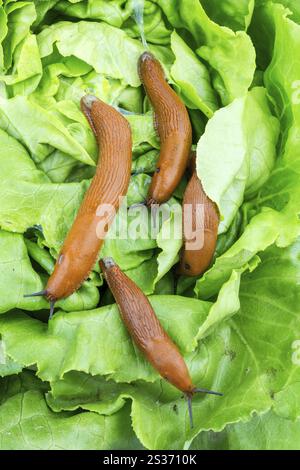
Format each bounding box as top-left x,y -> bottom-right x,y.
23,289 -> 56,319
81,94 -> 98,110
100,257 -> 116,272
138,51 -> 165,83
80,94 -> 98,136
147,338 -> 222,429
146,336 -> 194,394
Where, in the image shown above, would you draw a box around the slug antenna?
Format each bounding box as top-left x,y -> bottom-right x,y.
186,394 -> 194,429
49,300 -> 56,320
185,388 -> 222,429
24,290 -> 47,298
194,388 -> 223,397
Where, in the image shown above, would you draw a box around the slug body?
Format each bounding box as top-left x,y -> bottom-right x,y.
45,97 -> 132,301
100,257 -> 222,427
178,154 -> 219,276
138,52 -> 192,206
100,257 -> 194,394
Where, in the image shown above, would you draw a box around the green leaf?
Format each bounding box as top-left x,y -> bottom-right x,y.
0,230 -> 99,314
191,410 -> 300,450
170,31 -> 218,118
0,370 -> 49,403
0,128 -> 89,251
277,0 -> 300,23
0,295 -> 210,384
54,0 -> 131,27
196,2 -> 300,302
0,95 -> 95,165
2,1 -> 36,71
37,20 -> 145,87
30,0 -> 59,27
0,390 -> 141,450
0,340 -> 22,377
257,0 -> 300,25
0,33 -> 42,95
201,0 -> 255,32
132,149 -> 159,174
1,241 -> 300,449
0,4 -> 7,70
197,87 -> 279,232
195,264 -> 248,341
154,0 -> 256,104
101,194 -> 182,292
274,383 -> 300,420
154,200 -> 182,286
195,208 -> 298,300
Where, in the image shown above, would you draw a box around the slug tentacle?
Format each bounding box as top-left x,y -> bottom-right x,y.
186,394 -> 194,429
194,387 -> 223,396
186,387 -> 223,430
49,300 -> 56,319
24,290 -> 47,298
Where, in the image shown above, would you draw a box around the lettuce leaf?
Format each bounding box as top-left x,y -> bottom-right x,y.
54,0 -> 131,27
154,0 -> 256,104
170,31 -> 218,118
201,0 -> 254,31
258,0 -> 300,25
0,96 -> 95,164
196,3 -> 300,300
0,240 -> 299,449
2,1 -> 36,71
0,230 -> 100,313
0,124 -> 180,296
191,410 -> 300,450
0,0 -> 299,452
37,20 -> 145,87
197,87 -> 279,232
0,340 -> 22,377
0,3 -> 7,71
0,386 -> 140,449
123,0 -> 171,45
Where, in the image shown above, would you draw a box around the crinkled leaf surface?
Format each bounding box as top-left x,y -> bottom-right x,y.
0,241 -> 300,449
